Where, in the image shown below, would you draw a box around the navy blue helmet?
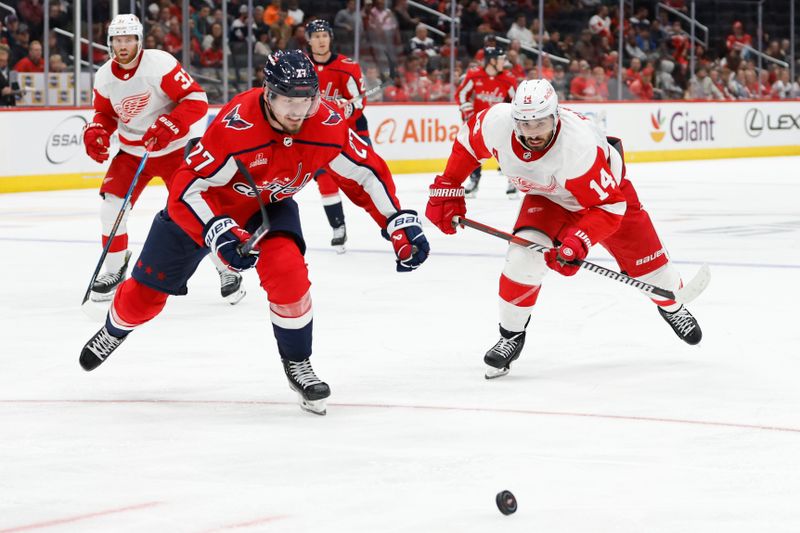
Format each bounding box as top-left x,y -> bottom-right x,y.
306,19 -> 333,39
263,50 -> 319,98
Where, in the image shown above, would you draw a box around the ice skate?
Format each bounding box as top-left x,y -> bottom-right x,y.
90,250 -> 132,302
80,325 -> 127,371
658,305 -> 702,345
282,358 -> 331,415
219,269 -> 246,305
505,180 -> 518,199
331,224 -> 347,254
484,326 -> 526,379
464,177 -> 479,199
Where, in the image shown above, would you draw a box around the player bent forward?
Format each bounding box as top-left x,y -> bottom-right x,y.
426,79 -> 702,379
79,50 -> 430,415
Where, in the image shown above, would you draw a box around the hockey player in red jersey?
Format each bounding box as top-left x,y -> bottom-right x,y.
79,50 -> 430,415
426,79 -> 702,379
307,19 -> 371,253
455,46 -> 518,198
83,14 -> 245,306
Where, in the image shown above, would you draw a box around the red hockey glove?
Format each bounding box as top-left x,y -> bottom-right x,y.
142,114 -> 186,151
459,102 -> 474,122
425,177 -> 466,235
203,216 -> 260,272
384,210 -> 430,272
544,226 -> 592,276
83,122 -> 111,163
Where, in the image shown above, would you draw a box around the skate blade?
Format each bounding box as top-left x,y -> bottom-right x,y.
298,395 -> 327,416
485,366 -> 510,380
223,288 -> 246,305
332,244 -> 346,254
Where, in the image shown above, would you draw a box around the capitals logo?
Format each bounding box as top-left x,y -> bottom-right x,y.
233,163 -> 312,203
222,104 -> 254,130
649,109 -> 666,142
322,110 -> 343,126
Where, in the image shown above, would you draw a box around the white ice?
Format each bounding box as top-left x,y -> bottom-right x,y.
1,157 -> 799,532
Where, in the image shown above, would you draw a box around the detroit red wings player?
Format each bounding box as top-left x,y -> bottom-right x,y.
455,46 -> 519,198
307,19 -> 371,253
82,15 -> 245,305
427,79 -> 702,378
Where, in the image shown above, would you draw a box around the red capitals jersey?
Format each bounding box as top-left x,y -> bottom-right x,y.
167,88 -> 402,245
455,68 -> 518,114
311,53 -> 369,136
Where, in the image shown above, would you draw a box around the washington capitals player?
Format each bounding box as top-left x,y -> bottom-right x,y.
83,14 -> 245,305
307,19 -> 371,253
427,79 -> 702,379
79,50 -> 430,415
455,46 -> 518,198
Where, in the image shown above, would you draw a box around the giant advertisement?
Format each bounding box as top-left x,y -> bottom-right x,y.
1,100 -> 798,192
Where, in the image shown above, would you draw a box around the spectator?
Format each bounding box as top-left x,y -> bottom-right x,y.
0,46 -> 16,106
367,0 -> 400,75
364,65 -> 384,102
286,24 -> 307,50
569,59 -> 598,100
13,39 -> 44,72
529,18 -> 549,46
383,74 -> 409,101
48,53 -> 67,72
482,2 -> 506,33
253,29 -> 272,61
18,0 -> 44,38
335,0 -> 363,37
270,11 -> 294,47
655,59 -> 684,99
287,0 -> 305,26
573,29 -> 596,63
163,18 -> 183,57
687,66 -> 723,100
770,69 -> 793,99
550,63 -> 568,100
393,0 -> 420,33
629,65 -> 655,100
262,0 -> 281,27
9,22 -> 30,65
591,65 -> 608,99
409,24 -> 437,58
588,5 -> 611,42
230,6 -> 255,43
192,6 -> 212,40
507,15 -> 534,47
708,68 -> 733,100
629,6 -> 650,30
624,56 -> 643,85
726,21 -> 752,53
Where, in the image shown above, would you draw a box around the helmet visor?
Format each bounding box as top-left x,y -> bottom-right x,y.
513,115 -> 555,138
267,91 -> 321,120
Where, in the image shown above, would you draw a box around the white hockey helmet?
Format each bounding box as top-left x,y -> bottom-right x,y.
511,79 -> 559,141
107,14 -> 144,59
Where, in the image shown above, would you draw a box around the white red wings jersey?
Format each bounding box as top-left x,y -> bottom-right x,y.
92,49 -> 208,157
443,104 -> 628,244
455,68 -> 518,114
311,53 -> 369,134
167,88 -> 403,245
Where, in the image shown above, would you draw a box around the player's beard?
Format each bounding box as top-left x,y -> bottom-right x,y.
264,97 -> 304,134
521,131 -> 554,151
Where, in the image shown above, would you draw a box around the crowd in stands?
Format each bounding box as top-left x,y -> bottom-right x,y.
1,0 -> 799,106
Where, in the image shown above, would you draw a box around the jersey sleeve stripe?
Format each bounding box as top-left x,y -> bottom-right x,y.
294,139 -> 344,150
180,91 -> 208,103
179,157 -> 240,227
327,152 -> 400,215
596,200 -> 627,216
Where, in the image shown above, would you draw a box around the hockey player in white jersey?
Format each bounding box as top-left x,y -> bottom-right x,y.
426,79 -> 702,378
83,14 -> 245,305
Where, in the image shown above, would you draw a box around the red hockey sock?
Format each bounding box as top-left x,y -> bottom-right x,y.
110,278 -> 169,331
499,274 -> 541,307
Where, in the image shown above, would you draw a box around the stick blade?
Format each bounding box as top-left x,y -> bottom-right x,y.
675,263 -> 711,305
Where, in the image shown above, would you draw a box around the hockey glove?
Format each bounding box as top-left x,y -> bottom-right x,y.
142,114 -> 186,151
384,210 -> 430,272
425,176 -> 466,235
203,216 -> 260,272
544,226 -> 591,277
83,122 -> 111,163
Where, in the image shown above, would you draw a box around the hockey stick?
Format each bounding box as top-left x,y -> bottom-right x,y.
81,147 -> 152,305
344,81 -> 389,105
233,158 -> 270,256
454,216 -> 711,305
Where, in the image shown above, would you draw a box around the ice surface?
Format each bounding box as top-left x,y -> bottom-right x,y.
1,157 -> 799,532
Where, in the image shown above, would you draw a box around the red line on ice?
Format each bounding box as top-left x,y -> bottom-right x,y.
0,501 -> 162,532
2,398 -> 799,434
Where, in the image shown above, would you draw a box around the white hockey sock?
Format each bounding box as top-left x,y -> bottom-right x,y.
105,249 -> 128,273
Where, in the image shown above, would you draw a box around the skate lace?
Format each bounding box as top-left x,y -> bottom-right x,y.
95,270 -> 123,286
219,270 -> 239,289
332,226 -> 346,239
287,360 -> 322,388
88,328 -> 122,360
492,336 -> 520,360
665,307 -> 697,336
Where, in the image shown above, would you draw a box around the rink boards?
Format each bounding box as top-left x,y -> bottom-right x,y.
1,99 -> 798,193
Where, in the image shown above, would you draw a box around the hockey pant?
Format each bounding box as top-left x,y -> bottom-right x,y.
498,180 -> 683,333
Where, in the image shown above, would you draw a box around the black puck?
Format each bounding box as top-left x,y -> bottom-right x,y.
495,490 -> 517,515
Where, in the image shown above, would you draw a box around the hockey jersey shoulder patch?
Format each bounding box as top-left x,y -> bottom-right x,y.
321,109 -> 343,126
221,104 -> 253,130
